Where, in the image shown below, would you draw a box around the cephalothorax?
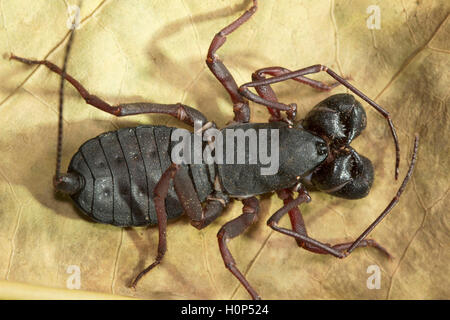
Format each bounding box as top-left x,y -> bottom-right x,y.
11,0 -> 418,300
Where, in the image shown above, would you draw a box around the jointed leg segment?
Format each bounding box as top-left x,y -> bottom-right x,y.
130,163 -> 229,288
274,189 -> 391,258
130,163 -> 178,288
252,67 -> 343,122
217,197 -> 261,300
206,0 -> 258,123
10,54 -> 210,127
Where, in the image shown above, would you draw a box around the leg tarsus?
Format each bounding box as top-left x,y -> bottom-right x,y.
217,197 -> 261,300
332,239 -> 392,259
129,164 -> 179,289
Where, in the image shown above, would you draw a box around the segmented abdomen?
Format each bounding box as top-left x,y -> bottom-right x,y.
68,125 -> 185,226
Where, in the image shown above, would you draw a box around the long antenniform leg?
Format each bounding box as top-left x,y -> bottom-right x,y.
269,136 -> 418,258
275,189 -> 391,257
239,65 -> 401,180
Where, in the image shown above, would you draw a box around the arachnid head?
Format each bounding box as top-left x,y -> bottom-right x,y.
310,148 -> 374,199
302,93 -> 367,147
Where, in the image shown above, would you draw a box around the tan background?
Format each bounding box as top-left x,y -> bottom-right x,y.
0,0 -> 448,299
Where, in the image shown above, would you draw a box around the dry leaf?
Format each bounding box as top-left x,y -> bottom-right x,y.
0,0 -> 448,299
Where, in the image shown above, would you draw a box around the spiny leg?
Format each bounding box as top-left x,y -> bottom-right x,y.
10,54 -> 209,127
239,64 -> 400,179
217,197 -> 260,300
206,0 -> 257,123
